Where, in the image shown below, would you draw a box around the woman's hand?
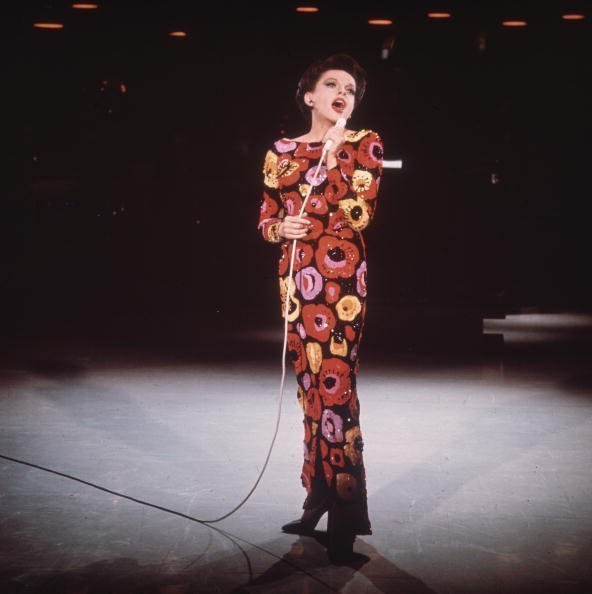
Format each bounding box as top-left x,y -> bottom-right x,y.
279,214 -> 312,240
322,123 -> 347,158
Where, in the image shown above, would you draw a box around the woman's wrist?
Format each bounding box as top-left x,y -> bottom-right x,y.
267,220 -> 284,243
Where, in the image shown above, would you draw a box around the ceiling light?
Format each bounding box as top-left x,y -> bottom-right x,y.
368,19 -> 393,26
33,22 -> 64,29
502,20 -> 527,27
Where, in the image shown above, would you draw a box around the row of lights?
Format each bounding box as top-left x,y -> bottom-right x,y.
34,3 -> 94,30
366,14 -> 586,28
296,6 -> 586,27
33,3 -> 187,36
499,14 -> 587,27
33,24 -> 187,36
32,4 -> 588,32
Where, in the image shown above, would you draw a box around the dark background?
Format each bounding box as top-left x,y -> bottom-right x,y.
4,0 -> 591,346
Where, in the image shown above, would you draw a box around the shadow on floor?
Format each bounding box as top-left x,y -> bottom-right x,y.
0,533 -> 435,594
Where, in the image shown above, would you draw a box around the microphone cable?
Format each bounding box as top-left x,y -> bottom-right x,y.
199,148 -> 331,522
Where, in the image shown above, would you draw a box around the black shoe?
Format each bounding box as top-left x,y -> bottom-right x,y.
326,506 -> 356,564
281,504 -> 329,535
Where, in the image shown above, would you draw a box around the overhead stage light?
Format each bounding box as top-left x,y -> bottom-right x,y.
502,20 -> 527,27
33,22 -> 64,29
368,19 -> 393,26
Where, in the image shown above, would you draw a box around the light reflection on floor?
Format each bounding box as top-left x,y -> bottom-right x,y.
1,311 -> 591,593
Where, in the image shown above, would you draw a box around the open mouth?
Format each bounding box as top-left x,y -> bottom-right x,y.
332,99 -> 346,113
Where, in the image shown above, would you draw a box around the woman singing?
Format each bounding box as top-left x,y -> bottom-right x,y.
258,53 -> 384,563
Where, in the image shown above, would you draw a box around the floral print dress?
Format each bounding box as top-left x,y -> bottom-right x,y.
258,129 -> 384,535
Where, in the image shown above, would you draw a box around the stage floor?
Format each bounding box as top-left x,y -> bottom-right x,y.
1,314 -> 591,593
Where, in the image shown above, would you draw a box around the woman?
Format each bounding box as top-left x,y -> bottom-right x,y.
258,53 -> 383,563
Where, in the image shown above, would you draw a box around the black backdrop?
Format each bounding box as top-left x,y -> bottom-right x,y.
4,0 -> 591,338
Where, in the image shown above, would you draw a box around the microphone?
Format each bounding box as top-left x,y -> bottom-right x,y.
322,116 -> 347,157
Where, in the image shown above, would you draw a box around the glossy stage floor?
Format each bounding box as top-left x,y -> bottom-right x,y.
1,310 -> 591,593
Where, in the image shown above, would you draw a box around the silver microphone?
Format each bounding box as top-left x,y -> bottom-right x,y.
322,117 -> 347,157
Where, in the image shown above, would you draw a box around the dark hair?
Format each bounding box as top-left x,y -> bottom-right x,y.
295,53 -> 367,122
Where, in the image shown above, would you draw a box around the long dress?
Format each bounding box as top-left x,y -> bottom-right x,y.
258,129 -> 384,535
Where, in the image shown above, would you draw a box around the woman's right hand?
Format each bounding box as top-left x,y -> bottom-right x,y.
278,214 -> 313,240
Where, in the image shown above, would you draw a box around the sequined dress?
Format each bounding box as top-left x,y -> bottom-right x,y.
258,129 -> 384,534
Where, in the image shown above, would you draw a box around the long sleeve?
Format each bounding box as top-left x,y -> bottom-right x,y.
258,145 -> 285,244
338,130 -> 384,232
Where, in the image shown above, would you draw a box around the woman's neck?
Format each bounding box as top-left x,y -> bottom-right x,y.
300,115 -> 340,142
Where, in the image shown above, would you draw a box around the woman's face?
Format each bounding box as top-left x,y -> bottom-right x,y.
305,69 -> 357,124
